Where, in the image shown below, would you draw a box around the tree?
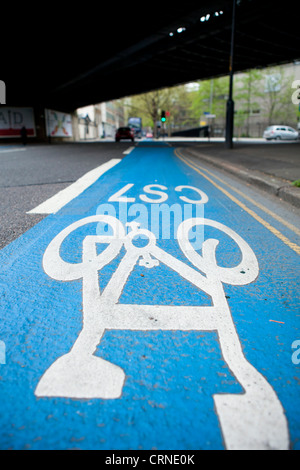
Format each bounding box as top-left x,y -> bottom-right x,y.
167,85 -> 198,131
191,77 -> 229,135
123,85 -> 197,137
261,65 -> 294,125
125,89 -> 173,138
234,69 -> 264,136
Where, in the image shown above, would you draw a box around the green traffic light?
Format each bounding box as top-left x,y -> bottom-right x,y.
161,117 -> 166,122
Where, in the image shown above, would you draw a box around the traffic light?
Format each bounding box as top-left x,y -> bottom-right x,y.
161,110 -> 166,122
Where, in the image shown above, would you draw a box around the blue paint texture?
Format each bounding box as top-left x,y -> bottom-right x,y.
0,142 -> 299,449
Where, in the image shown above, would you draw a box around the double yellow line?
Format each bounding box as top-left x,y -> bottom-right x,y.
175,148 -> 300,255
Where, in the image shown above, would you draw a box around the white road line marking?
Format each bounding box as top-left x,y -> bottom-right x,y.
27,158 -> 121,214
0,147 -> 26,154
123,146 -> 135,155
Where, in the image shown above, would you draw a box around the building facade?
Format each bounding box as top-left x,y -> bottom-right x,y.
76,101 -> 125,140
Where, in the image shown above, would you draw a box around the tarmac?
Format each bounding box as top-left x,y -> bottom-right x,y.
167,139 -> 300,208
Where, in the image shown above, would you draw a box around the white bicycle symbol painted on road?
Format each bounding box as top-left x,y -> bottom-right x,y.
35,215 -> 289,450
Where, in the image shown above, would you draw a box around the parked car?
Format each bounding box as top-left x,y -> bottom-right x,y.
263,125 -> 299,141
115,127 -> 134,142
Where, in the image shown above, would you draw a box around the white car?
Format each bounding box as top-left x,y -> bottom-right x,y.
263,125 -> 299,140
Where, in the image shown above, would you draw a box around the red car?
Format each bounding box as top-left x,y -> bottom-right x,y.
115,127 -> 134,142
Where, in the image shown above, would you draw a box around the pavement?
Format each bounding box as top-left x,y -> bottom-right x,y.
166,140 -> 300,208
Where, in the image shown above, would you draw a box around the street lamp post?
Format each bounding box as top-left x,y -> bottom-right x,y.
225,0 -> 237,149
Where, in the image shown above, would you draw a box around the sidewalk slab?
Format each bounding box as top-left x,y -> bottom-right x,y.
183,145 -> 300,208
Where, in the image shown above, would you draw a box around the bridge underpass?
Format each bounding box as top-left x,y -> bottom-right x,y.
2,0 -> 300,144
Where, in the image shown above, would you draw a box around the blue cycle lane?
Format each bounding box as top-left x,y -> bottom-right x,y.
0,141 -> 299,450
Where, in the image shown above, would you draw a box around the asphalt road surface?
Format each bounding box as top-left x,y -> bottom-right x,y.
0,142 -> 128,249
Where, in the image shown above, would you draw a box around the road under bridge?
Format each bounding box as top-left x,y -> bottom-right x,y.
2,0 -> 300,147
